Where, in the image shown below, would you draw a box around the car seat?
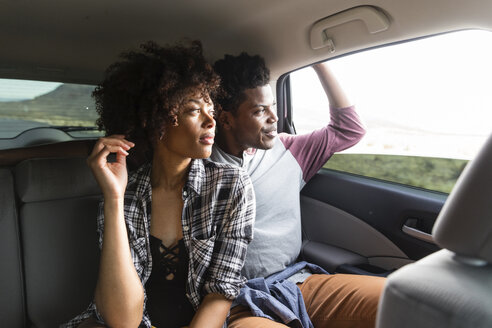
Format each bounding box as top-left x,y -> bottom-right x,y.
376,133 -> 492,328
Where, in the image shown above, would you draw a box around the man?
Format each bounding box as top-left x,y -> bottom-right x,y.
212,53 -> 384,328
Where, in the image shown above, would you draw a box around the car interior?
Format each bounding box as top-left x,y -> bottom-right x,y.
1,0 -> 491,327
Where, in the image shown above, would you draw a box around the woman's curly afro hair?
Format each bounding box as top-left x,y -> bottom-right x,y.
93,40 -> 219,159
213,52 -> 270,115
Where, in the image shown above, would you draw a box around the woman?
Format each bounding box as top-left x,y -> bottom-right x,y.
64,41 -> 255,328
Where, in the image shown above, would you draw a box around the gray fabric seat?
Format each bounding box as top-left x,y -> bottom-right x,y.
15,157 -> 101,328
376,133 -> 492,328
0,169 -> 26,327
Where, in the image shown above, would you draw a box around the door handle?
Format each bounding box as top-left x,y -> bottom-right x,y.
402,224 -> 435,244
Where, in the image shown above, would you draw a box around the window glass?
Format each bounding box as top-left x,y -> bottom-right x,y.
0,79 -> 101,139
289,30 -> 492,193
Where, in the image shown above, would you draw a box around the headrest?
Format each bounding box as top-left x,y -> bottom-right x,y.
433,133 -> 492,263
15,157 -> 100,203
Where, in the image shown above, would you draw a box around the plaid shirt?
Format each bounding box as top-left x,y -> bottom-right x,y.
64,159 -> 255,327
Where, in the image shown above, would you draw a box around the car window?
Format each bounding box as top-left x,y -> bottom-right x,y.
0,79 -> 101,139
289,30 -> 492,193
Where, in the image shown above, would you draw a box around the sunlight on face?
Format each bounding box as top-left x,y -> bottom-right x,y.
160,93 -> 216,159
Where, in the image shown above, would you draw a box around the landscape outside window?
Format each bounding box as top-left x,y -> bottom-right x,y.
0,80 -> 100,139
290,30 -> 492,193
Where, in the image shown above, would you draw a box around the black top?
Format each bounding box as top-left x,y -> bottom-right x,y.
145,235 -> 195,327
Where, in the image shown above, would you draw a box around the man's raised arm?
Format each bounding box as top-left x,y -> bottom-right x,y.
312,62 -> 352,109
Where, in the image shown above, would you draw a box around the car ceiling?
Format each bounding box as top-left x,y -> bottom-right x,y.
1,0 -> 492,84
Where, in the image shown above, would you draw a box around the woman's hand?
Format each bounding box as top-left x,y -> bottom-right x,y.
189,293 -> 232,328
87,135 -> 135,200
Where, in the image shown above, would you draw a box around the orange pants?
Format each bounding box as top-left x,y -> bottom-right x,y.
228,274 -> 386,328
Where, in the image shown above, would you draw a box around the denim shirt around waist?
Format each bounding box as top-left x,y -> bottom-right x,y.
231,261 -> 328,328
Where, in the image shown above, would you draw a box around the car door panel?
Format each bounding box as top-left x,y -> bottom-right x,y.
300,169 -> 443,272
301,196 -> 410,271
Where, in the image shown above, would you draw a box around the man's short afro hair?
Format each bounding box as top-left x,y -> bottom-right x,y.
213,52 -> 270,114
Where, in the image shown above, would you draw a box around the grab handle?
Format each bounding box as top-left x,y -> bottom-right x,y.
310,6 -> 390,50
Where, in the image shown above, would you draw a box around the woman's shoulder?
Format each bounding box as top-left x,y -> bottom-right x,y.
200,159 -> 253,194
127,162 -> 152,190
202,158 -> 247,177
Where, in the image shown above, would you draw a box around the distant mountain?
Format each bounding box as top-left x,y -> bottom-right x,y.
0,84 -> 98,125
0,97 -> 30,102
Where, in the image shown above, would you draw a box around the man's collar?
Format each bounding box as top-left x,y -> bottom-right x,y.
244,148 -> 257,156
214,144 -> 256,159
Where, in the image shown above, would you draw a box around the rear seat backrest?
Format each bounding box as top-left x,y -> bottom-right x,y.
15,157 -> 101,328
0,169 -> 26,327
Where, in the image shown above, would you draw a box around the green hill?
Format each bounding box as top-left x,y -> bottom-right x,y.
324,153 -> 467,193
0,84 -> 98,126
